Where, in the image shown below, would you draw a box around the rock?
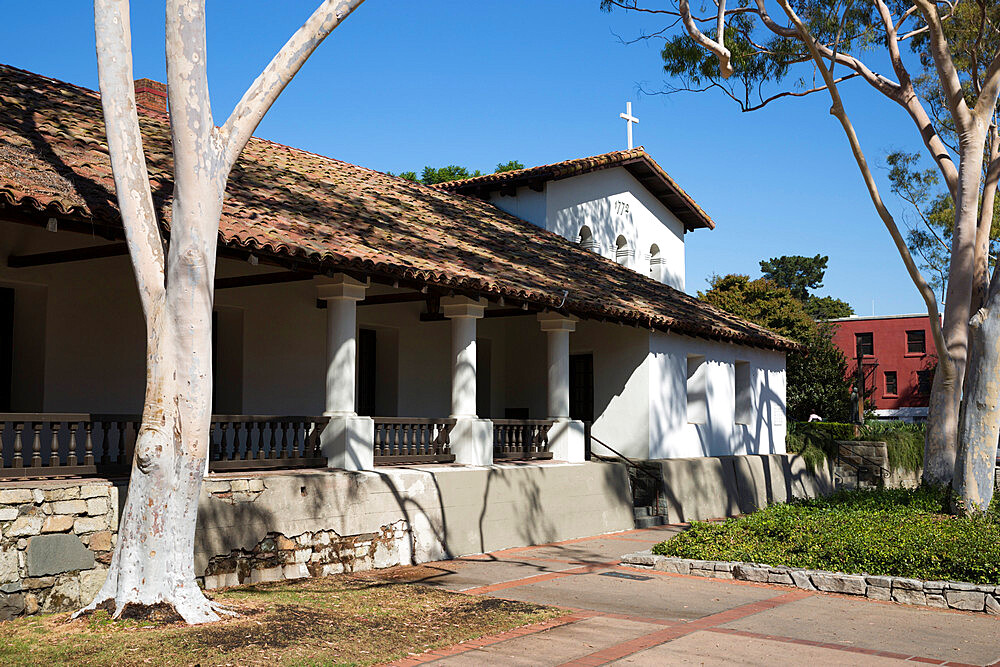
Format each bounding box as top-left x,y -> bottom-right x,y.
248,566 -> 282,585
21,576 -> 55,590
274,535 -> 296,551
946,580 -> 977,591
622,552 -> 654,566
0,489 -> 32,505
768,571 -> 794,585
654,558 -> 690,575
31,489 -> 44,505
43,487 -> 79,502
51,500 -> 86,515
283,564 -> 308,580
85,498 -> 108,516
23,593 -> 38,615
892,589 -> 926,606
925,593 -> 948,608
986,595 -> 1000,615
0,551 -> 18,583
25,534 -> 95,576
293,549 -> 312,564
713,562 -> 734,572
229,479 -> 249,492
87,531 -> 112,552
865,576 -> 893,588
79,569 -> 107,604
733,564 -> 770,583
0,582 -> 21,594
8,516 -> 42,537
41,515 -> 74,533
247,479 -> 264,492
79,484 -> 109,499
946,590 -> 985,611
790,570 -> 816,591
867,586 -> 891,601
811,573 -> 867,595
0,507 -> 18,522
43,577 -> 80,612
0,592 -> 25,620
73,517 -> 106,534
892,578 -> 923,591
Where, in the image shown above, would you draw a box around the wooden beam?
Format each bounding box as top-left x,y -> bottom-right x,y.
419,307 -> 538,322
357,292 -> 426,307
7,242 -> 129,268
215,271 -> 313,290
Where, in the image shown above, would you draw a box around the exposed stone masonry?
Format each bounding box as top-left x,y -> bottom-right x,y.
623,552 -> 1000,615
0,482 -> 117,619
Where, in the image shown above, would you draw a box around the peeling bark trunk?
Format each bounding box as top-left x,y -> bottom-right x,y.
954,298 -> 1000,513
82,0 -> 366,624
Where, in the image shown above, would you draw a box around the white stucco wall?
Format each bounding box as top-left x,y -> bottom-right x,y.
648,332 -> 786,459
487,167 -> 687,290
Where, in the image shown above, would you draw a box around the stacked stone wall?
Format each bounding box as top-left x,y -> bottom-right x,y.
0,482 -> 118,618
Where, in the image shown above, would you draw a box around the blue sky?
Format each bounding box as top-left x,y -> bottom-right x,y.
0,1 -> 937,315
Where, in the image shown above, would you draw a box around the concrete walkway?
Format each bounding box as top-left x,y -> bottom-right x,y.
383,526 -> 1000,666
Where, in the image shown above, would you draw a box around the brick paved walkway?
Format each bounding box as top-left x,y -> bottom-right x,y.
382,526 -> 1000,666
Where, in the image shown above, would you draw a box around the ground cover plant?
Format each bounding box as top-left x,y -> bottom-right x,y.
653,486 -> 1000,584
0,573 -> 563,666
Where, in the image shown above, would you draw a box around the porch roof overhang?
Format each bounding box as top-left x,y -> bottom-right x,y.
0,64 -> 797,353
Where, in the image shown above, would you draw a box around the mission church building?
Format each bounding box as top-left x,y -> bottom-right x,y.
0,64 -> 793,478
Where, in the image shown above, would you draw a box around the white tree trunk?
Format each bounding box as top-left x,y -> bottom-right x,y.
81,0 -> 366,624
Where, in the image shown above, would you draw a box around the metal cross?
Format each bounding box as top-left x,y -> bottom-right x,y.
620,101 -> 639,149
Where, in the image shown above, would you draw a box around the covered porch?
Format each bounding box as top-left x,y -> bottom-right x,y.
0,220 -> 590,479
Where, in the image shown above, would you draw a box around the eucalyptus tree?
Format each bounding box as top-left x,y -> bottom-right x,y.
603,0 -> 1000,513
78,0 -> 366,624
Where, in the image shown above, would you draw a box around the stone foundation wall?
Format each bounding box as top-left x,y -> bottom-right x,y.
0,461 -> 634,617
0,482 -> 118,619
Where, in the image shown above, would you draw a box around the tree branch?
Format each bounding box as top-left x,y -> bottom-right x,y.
775,0 -> 953,379
912,0 -> 973,133
218,0 -> 367,170
678,0 -> 733,79
93,0 -> 166,318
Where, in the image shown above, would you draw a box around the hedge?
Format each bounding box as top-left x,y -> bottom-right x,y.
786,420 -> 924,472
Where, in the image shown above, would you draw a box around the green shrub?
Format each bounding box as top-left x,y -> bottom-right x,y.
652,486 -> 1000,584
786,420 -> 925,472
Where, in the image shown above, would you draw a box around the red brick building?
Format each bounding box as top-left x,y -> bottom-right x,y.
828,314 -> 937,422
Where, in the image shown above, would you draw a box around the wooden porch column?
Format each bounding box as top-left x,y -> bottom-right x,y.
538,312 -> 585,462
443,296 -> 492,465
317,275 -> 374,470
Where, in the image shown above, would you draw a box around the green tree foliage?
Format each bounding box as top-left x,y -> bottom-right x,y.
419,165 -> 482,185
495,160 -> 525,173
886,151 -> 1000,302
759,254 -> 854,320
700,274 -> 851,421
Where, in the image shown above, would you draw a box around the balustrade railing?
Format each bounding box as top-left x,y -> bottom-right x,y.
492,419 -> 554,460
0,413 -> 328,479
208,416 -> 328,472
373,418 -> 456,465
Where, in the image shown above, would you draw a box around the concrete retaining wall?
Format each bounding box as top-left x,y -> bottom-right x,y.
651,453 -> 833,523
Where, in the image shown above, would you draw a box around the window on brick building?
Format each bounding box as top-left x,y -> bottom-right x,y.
917,370 -> 933,394
884,371 -> 897,396
855,332 -> 873,357
906,330 -> 926,355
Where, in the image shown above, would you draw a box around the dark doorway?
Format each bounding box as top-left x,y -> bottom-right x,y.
0,288 -> 13,412
357,328 -> 377,416
570,353 -> 594,423
477,338 -> 491,418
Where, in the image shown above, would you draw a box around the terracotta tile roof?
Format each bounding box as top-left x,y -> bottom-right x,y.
0,64 -> 794,351
431,148 -> 715,231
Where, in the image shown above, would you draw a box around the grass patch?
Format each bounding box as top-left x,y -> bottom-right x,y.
0,572 -> 564,666
652,486 -> 1000,584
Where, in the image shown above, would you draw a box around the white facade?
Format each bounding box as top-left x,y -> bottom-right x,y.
0,158 -> 786,462
486,167 -> 687,290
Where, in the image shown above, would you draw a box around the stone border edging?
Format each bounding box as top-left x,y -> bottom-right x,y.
621,551 -> 1000,615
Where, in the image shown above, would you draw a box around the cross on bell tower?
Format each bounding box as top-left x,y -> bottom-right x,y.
620,101 -> 639,149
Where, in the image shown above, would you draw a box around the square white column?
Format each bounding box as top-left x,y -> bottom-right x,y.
443,296 -> 492,465
317,275 -> 374,470
538,312 -> 585,463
